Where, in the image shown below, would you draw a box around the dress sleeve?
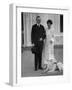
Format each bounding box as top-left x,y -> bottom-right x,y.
51,27 -> 55,38
42,26 -> 46,40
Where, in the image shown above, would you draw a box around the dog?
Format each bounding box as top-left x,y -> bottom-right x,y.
43,59 -> 63,73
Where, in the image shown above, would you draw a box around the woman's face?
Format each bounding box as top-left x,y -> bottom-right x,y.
47,23 -> 51,29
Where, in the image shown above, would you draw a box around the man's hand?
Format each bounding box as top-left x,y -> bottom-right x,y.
32,43 -> 35,46
40,38 -> 43,41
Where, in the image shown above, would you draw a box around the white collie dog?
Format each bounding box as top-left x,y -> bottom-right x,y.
43,59 -> 63,73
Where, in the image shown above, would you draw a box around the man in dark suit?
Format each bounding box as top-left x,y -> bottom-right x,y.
31,16 -> 46,71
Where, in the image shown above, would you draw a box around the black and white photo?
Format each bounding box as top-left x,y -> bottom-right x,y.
21,12 -> 63,77
9,4 -> 69,85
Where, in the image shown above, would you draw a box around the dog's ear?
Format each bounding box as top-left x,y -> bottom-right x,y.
43,64 -> 47,70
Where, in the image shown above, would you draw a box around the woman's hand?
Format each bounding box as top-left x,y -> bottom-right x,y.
50,38 -> 54,44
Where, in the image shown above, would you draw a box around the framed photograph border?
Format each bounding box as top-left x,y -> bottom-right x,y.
9,4 -> 70,86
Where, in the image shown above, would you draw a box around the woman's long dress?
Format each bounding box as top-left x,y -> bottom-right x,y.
42,27 -> 55,66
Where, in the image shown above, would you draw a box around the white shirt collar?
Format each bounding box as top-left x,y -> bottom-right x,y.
37,24 -> 40,27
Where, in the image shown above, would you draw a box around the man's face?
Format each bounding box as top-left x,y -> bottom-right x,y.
36,17 -> 41,24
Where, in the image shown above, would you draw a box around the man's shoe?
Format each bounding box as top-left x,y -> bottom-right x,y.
34,68 -> 38,71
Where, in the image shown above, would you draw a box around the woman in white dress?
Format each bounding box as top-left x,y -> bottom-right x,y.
42,20 -> 55,64
42,20 -> 63,72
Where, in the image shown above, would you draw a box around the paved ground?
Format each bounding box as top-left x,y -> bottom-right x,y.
21,46 -> 63,77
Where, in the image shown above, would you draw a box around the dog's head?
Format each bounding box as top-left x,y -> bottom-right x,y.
42,64 -> 47,70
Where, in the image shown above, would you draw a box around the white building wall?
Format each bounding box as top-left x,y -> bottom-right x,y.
23,13 -> 63,46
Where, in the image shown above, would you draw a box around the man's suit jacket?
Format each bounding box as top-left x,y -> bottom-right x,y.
31,24 -> 46,45
31,24 -> 46,53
